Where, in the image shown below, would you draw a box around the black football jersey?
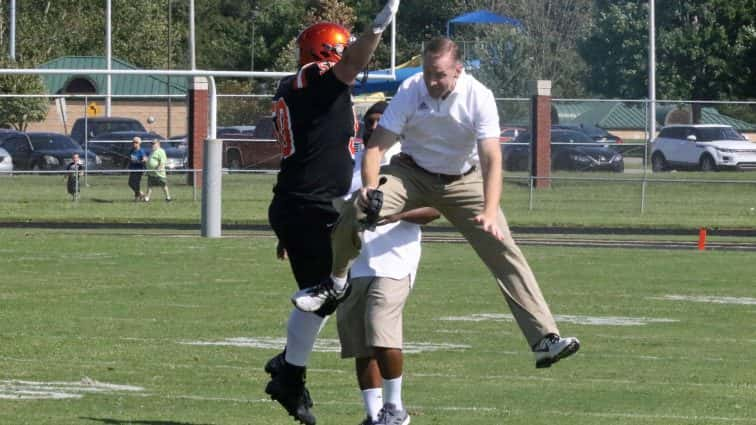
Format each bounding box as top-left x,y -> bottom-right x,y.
272,62 -> 357,202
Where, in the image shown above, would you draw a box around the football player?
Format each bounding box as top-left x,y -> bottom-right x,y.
264,2 -> 400,424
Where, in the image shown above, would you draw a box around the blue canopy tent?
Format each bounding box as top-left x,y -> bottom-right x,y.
446,10 -> 523,37
352,66 -> 421,95
352,59 -> 481,95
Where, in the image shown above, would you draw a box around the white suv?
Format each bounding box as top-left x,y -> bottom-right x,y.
651,124 -> 756,171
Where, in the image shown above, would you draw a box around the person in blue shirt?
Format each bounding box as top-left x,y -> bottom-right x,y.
127,136 -> 147,201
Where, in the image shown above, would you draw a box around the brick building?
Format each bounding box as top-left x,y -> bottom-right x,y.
27,56 -> 188,138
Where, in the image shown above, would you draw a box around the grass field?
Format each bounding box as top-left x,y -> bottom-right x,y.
2,171 -> 756,229
1,228 -> 755,425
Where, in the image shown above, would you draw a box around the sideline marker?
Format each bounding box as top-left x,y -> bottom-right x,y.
697,227 -> 707,251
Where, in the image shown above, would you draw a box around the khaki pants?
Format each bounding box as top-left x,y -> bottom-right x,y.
332,154 -> 559,347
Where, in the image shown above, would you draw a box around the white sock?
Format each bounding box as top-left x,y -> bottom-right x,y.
330,274 -> 348,291
284,308 -> 328,366
383,376 -> 403,411
361,387 -> 383,421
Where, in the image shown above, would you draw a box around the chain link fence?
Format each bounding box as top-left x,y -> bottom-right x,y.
1,93 -> 755,226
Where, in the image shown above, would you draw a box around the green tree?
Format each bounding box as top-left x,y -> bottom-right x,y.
578,2 -> 647,98
272,0 -> 357,72
474,27 -> 535,97
217,79 -> 265,125
0,59 -> 49,131
458,1 -> 592,97
580,0 -> 756,100
0,0 -> 179,69
473,27 -> 533,124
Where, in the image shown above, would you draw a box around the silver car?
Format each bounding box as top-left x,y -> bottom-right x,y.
0,147 -> 13,174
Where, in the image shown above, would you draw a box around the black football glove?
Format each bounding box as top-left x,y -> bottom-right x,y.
360,189 -> 384,231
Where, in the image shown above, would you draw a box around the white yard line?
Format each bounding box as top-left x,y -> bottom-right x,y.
439,313 -> 679,326
0,378 -> 143,400
180,337 -> 471,354
569,411 -> 756,423
652,294 -> 756,305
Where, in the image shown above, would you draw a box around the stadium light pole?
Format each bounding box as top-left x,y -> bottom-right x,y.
648,0 -> 656,144
9,0 -> 16,60
250,8 -> 259,70
106,0 -> 112,117
189,0 -> 196,70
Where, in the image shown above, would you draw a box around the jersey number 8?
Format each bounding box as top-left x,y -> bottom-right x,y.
273,98 -> 295,159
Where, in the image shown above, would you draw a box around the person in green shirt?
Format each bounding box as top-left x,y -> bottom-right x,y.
144,139 -> 172,202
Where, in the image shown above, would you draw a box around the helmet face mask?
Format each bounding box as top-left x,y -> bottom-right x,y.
296,22 -> 352,66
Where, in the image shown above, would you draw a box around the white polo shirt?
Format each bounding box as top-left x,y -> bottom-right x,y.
378,70 -> 501,175
348,146 -> 421,285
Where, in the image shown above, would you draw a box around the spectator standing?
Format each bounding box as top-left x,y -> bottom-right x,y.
145,139 -> 171,202
128,136 -> 147,201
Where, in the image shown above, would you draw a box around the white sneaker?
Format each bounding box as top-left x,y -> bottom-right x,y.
377,403 -> 409,425
291,278 -> 350,315
533,334 -> 580,368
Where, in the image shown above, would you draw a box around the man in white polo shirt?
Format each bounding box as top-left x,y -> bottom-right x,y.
295,37 -> 580,369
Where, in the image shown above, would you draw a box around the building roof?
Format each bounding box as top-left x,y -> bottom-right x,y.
39,56 -> 187,96
552,102 -> 595,123
559,101 -> 755,132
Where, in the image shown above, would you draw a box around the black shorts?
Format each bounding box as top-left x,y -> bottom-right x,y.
268,195 -> 339,290
148,174 -> 167,187
128,171 -> 143,193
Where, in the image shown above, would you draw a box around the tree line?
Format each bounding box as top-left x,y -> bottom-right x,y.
0,0 -> 753,128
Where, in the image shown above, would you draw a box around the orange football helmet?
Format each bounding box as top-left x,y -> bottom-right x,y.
296,22 -> 352,66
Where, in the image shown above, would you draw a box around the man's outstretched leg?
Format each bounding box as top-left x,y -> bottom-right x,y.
439,178 -> 580,368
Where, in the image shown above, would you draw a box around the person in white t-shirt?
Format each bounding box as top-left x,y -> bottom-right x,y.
295,37 -> 580,372
337,101 -> 439,425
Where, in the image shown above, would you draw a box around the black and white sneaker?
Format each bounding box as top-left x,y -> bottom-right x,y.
291,278 -> 351,315
533,334 -> 580,368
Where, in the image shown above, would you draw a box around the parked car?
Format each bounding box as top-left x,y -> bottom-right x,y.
503,128 -> 624,172
554,124 -> 623,144
70,116 -> 147,144
217,125 -> 256,138
0,131 -> 99,171
499,127 -> 525,143
88,131 -> 187,170
651,124 -> 756,172
217,118 -> 280,170
0,146 -> 13,174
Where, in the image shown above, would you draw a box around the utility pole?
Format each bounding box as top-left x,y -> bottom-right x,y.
648,0 -> 656,144
106,0 -> 112,116
167,0 -> 172,137
9,0 -> 16,60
